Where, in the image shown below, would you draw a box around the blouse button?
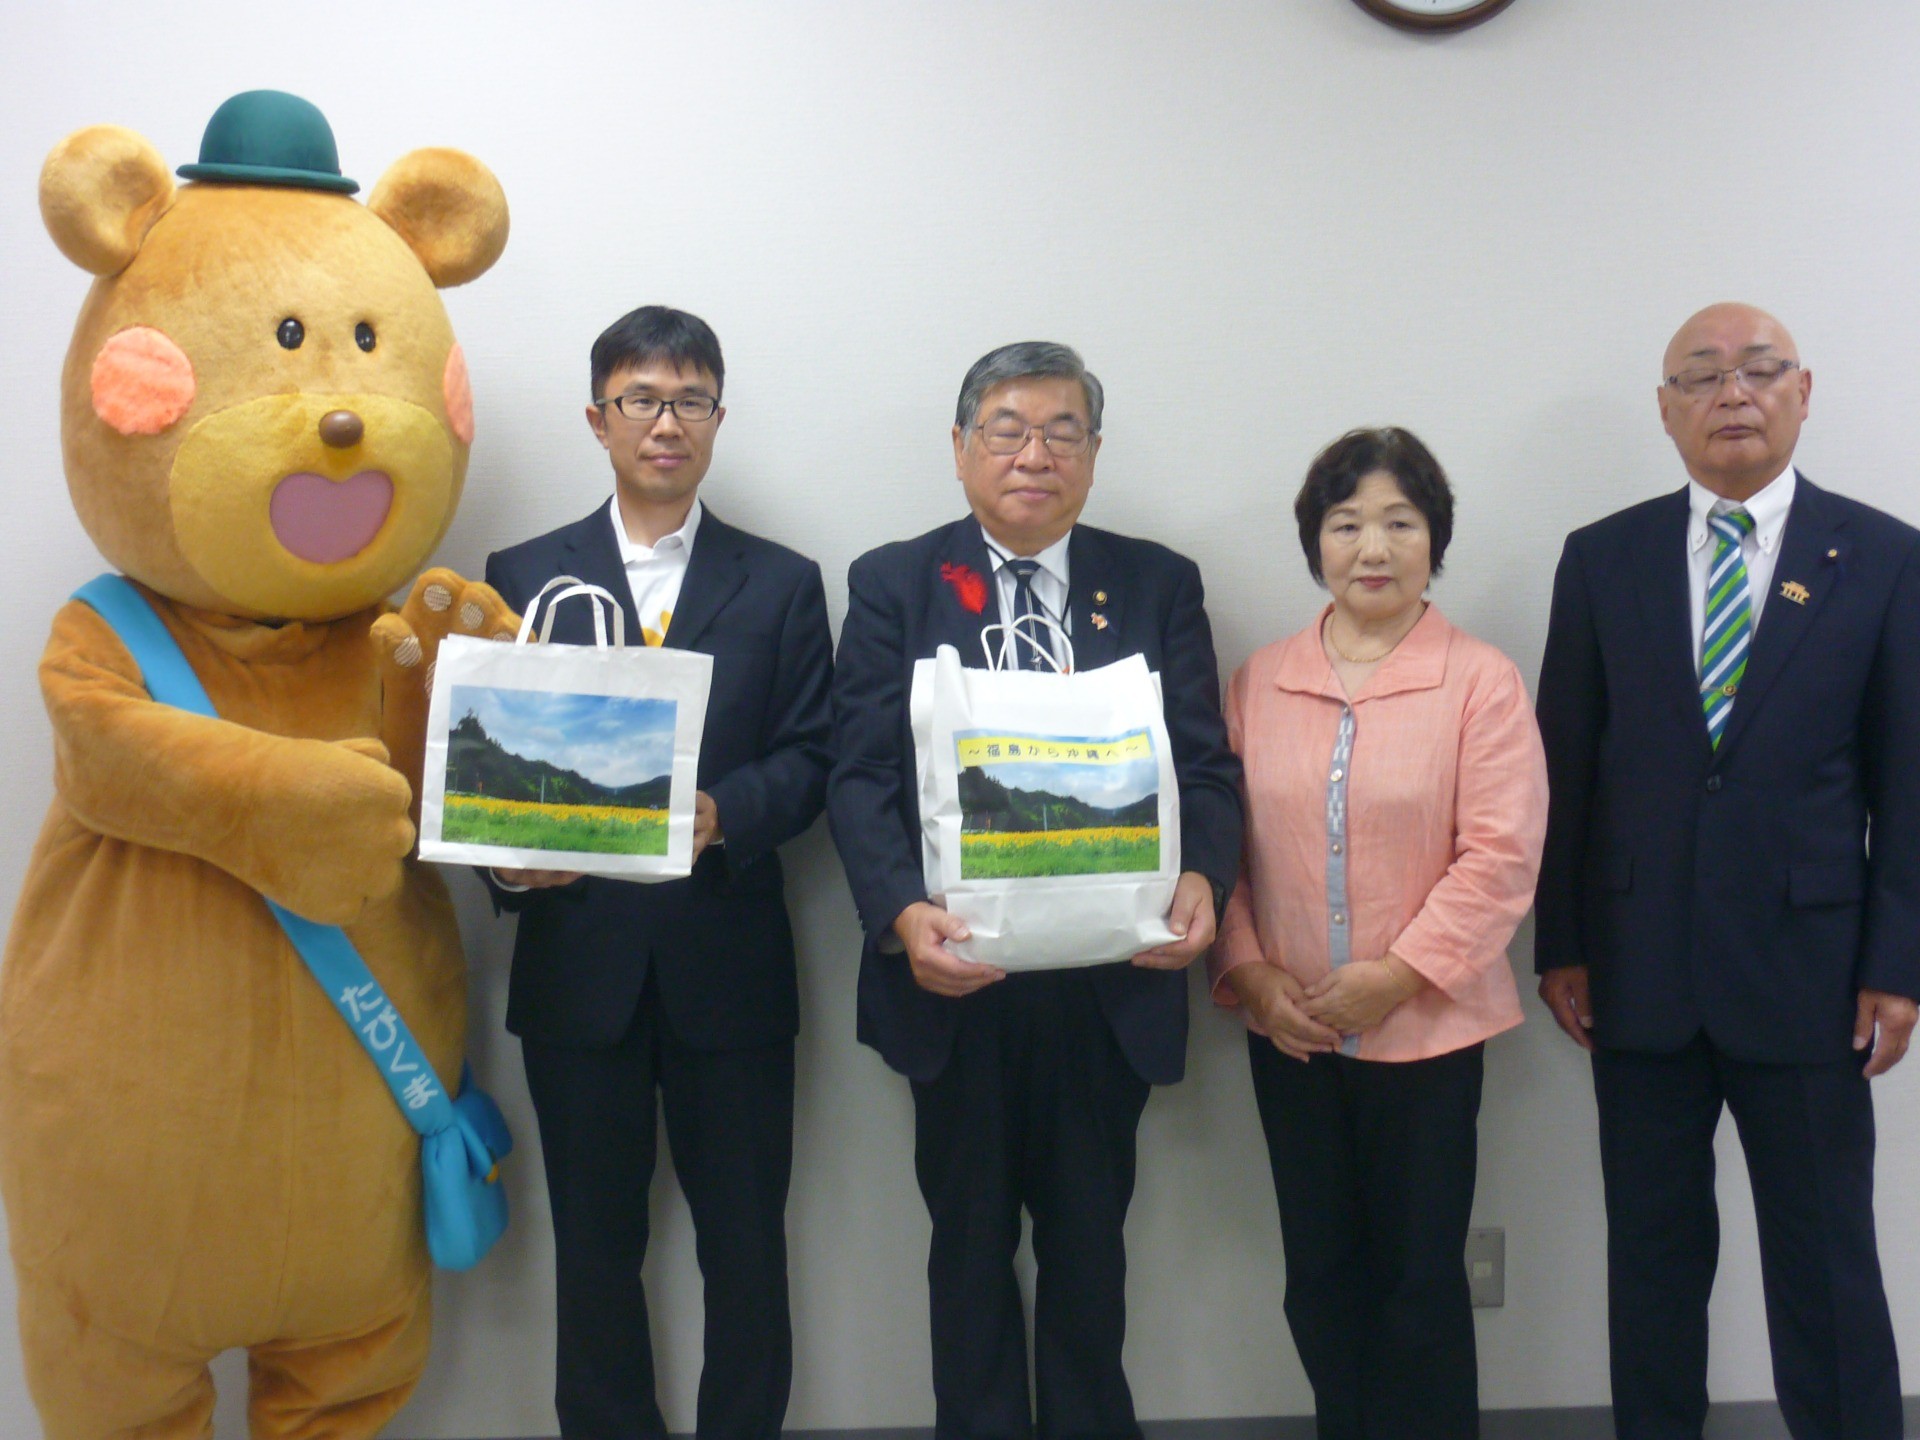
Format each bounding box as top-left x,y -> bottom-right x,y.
1331,767 -> 1345,782
1331,842 -> 1343,855
1332,911 -> 1346,926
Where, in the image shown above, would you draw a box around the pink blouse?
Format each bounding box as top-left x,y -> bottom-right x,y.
1208,604 -> 1548,1062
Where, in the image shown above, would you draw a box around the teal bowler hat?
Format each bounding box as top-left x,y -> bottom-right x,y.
176,90 -> 358,194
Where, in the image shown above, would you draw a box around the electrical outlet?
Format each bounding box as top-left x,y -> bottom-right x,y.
1466,1227 -> 1504,1308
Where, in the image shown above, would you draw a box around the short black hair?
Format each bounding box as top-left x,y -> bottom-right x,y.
1294,427 -> 1454,584
589,306 -> 724,401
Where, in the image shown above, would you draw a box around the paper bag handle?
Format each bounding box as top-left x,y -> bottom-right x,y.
514,575 -> 585,640
513,575 -> 629,649
980,613 -> 1075,674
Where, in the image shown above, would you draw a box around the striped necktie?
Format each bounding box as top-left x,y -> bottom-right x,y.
1003,557 -> 1046,670
1700,506 -> 1756,749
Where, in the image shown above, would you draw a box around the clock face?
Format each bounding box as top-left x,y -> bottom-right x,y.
1352,0 -> 1516,31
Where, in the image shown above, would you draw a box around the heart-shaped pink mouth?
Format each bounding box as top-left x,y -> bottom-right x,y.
269,471 -> 394,563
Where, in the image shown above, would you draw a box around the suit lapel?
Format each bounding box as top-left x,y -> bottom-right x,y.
1065,527 -> 1123,672
1714,476 -> 1844,759
1632,490 -> 1714,752
663,506 -> 748,652
933,520 -> 1002,667
554,504 -> 642,644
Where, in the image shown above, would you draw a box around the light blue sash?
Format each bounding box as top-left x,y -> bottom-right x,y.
71,574 -> 510,1269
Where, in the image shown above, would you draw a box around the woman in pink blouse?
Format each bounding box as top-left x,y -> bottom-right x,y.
1208,428 -> 1547,1440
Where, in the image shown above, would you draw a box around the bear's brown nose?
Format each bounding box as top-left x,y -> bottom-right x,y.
318,410 -> 364,448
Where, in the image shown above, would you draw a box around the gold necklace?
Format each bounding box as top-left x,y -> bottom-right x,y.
1324,614 -> 1413,665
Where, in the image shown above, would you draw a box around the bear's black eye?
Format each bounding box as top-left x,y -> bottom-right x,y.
277,317 -> 305,350
355,322 -> 376,353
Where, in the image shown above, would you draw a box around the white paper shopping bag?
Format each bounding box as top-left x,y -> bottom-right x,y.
910,617 -> 1181,969
418,578 -> 713,881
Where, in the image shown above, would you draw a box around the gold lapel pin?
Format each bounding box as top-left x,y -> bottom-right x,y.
1093,590 -> 1108,605
1827,549 -> 1839,559
1779,579 -> 1811,605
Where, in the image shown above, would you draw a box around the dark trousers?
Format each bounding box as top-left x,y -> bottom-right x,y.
1246,1036 -> 1485,1440
522,984 -> 795,1440
909,968 -> 1154,1440
1592,1034 -> 1900,1440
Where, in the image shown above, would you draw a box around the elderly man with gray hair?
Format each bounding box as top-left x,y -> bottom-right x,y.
828,341 -> 1243,1439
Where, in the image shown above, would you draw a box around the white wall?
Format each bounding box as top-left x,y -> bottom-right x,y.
2,2 -> 1918,1435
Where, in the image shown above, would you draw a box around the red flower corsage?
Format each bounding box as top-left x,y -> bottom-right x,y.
940,561 -> 988,615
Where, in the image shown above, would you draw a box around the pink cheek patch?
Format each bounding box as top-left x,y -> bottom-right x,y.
443,343 -> 475,446
91,326 -> 196,436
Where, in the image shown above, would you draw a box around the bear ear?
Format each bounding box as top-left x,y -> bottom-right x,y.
41,125 -> 176,276
367,148 -> 509,289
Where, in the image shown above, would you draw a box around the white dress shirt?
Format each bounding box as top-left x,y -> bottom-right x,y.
611,495 -> 701,646
982,526 -> 1072,671
1687,465 -> 1795,676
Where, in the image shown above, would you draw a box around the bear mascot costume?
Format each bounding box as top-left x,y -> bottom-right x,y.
0,91 -> 516,1439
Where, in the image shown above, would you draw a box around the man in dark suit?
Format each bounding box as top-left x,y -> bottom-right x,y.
483,306 -> 833,1440
1535,302 -> 1920,1440
828,341 -> 1242,1440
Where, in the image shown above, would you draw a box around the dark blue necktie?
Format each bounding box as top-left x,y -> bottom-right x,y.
1004,558 -> 1045,670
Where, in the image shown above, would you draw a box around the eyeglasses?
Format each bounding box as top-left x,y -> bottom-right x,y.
595,392 -> 720,423
975,422 -> 1096,457
1663,357 -> 1800,399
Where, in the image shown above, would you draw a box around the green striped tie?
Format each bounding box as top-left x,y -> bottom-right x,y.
1700,506 -> 1756,749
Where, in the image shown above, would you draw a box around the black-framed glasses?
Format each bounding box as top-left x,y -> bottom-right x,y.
976,421 -> 1095,457
595,392 -> 720,423
1664,357 -> 1800,399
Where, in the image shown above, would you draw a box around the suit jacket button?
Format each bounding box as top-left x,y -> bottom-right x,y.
1705,775 -> 1722,793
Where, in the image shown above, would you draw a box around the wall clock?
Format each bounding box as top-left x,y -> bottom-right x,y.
1352,0 -> 1516,32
